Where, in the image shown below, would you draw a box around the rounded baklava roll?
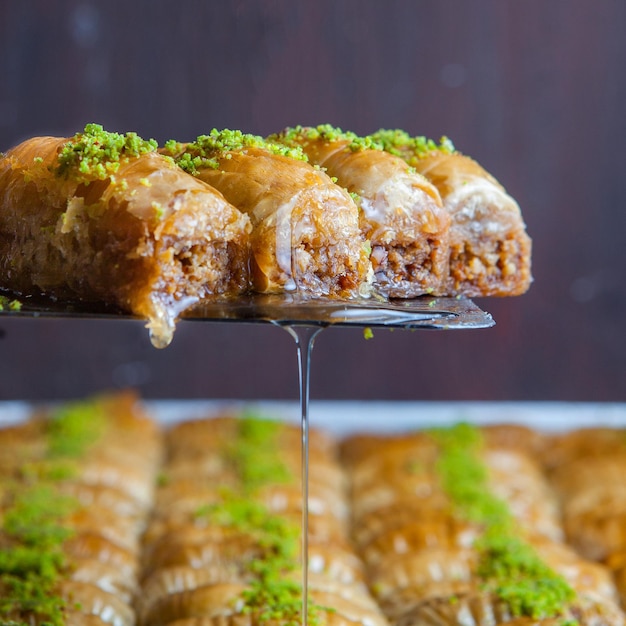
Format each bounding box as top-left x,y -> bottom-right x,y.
0,391 -> 162,626
546,428 -> 626,563
341,423 -> 624,626
163,130 -> 372,298
139,410 -> 388,626
542,427 -> 626,616
271,125 -> 450,297
370,129 -> 532,297
0,124 -> 252,347
342,428 -> 562,546
387,582 -> 624,626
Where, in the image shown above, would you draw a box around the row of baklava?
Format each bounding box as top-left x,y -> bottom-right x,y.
0,391 -> 162,626
544,427 -> 626,608
3,395 -> 626,626
340,423 -> 626,626
0,393 -> 387,626
138,411 -> 388,626
0,124 -> 532,347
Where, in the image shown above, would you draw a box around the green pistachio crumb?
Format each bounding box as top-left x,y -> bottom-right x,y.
224,412 -> 292,492
163,139 -> 184,155
151,201 -> 165,220
166,129 -> 308,175
275,124 -> 383,152
369,129 -> 455,159
46,398 -> 106,459
56,123 -> 157,181
0,295 -> 22,311
0,396 -> 111,626
363,327 -> 374,340
429,423 -> 576,619
156,472 -> 170,487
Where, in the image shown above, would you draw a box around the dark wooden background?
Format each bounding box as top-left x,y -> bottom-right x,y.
0,0 -> 624,402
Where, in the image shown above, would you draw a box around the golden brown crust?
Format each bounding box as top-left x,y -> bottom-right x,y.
0,391 -> 162,626
181,146 -> 372,298
411,151 -> 532,297
0,136 -> 251,347
543,427 -> 626,473
276,135 -> 450,297
342,425 -> 624,625
546,429 -> 626,563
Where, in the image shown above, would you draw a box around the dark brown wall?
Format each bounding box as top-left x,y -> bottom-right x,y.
0,0 -> 624,402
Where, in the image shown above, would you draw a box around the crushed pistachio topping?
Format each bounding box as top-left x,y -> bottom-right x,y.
0,397 -> 109,624
0,295 -> 22,311
224,411 -> 292,493
196,494 -> 300,574
164,129 -> 308,175
190,411 -> 323,624
46,398 -> 106,459
0,483 -> 74,626
194,490 -> 318,625
56,123 -> 157,181
276,124 -> 383,152
369,129 -> 455,161
242,574 -> 313,626
429,423 -> 576,619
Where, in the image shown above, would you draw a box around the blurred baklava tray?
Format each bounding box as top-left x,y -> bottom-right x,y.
1,391 -> 626,626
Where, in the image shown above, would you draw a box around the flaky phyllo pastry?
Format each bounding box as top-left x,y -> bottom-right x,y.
369,129 -> 532,297
0,391 -> 162,626
341,424 -> 625,626
271,125 -> 451,297
544,428 -> 626,609
3,393 -> 626,626
0,124 -> 251,347
138,413 -> 388,626
0,123 -> 532,346
162,130 -> 372,298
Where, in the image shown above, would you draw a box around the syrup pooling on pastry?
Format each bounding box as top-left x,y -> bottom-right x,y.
164,130 -> 373,299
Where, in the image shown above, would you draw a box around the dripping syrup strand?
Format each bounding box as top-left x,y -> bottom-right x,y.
280,324 -> 324,626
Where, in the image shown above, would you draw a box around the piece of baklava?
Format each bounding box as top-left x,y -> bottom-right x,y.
271,125 -> 450,297
163,130 -> 372,298
370,129 -> 532,297
0,391 -> 162,626
544,426 -> 626,608
139,411 -> 388,626
341,423 -> 624,626
0,124 -> 251,347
